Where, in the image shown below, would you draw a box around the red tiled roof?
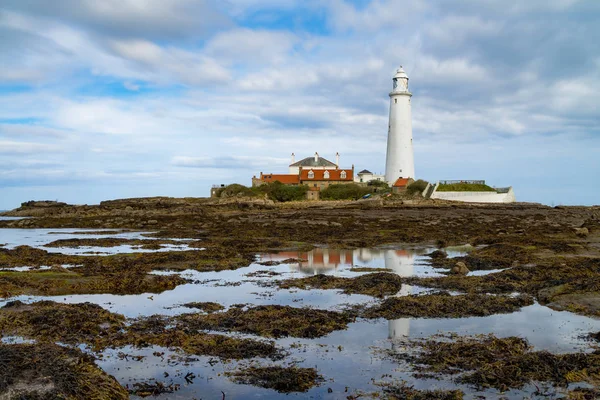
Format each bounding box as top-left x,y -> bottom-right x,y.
260,174 -> 300,185
300,169 -> 353,181
393,178 -> 410,188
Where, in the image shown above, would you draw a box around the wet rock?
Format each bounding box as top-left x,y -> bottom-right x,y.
451,262 -> 470,275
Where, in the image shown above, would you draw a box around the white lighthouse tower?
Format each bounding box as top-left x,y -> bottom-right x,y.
385,66 -> 415,183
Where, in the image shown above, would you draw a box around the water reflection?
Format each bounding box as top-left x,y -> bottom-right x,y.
258,247 -> 432,278
259,248 -> 431,342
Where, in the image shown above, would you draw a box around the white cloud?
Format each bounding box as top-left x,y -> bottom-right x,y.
204,28 -> 298,64
0,141 -> 61,154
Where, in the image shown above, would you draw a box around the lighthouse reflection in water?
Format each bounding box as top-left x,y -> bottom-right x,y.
259,247 -> 431,342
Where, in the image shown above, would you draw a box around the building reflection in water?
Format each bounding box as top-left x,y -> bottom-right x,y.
258,247 -> 428,342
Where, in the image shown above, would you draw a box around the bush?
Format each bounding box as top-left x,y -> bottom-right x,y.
255,181 -> 307,202
320,184 -> 372,200
367,180 -> 389,188
406,179 -> 429,195
218,184 -> 256,198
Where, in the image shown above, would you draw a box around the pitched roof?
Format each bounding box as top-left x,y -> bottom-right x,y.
300,169 -> 353,181
393,178 -> 410,187
260,174 -> 300,185
357,169 -> 372,175
290,156 -> 337,168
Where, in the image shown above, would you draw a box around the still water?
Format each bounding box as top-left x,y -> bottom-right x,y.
1,228 -> 599,399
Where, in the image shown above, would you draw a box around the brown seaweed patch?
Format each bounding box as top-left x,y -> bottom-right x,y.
0,267 -> 187,297
379,382 -> 464,400
181,301 -> 224,313
363,293 -> 534,319
408,258 -> 600,299
348,267 -> 392,272
567,388 -> 600,400
128,381 -> 180,397
0,343 -> 128,399
228,365 -> 322,393
464,243 -> 532,270
177,305 -> 353,338
116,315 -> 281,360
0,300 -> 125,348
279,273 -> 402,298
44,238 -> 180,248
394,334 -> 600,391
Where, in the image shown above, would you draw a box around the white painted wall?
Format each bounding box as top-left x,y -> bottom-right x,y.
431,187 -> 516,203
385,67 -> 415,183
354,173 -> 385,183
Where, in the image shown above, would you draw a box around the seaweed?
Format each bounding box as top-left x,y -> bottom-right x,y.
393,334 -> 600,391
177,305 -> 353,338
181,301 -> 224,313
127,381 -> 180,397
0,343 -> 128,399
380,382 -> 464,400
278,272 -> 402,298
363,292 -> 533,319
0,300 -> 125,348
227,365 -> 322,393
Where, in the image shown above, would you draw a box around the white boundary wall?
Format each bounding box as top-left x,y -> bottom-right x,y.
430,186 -> 516,203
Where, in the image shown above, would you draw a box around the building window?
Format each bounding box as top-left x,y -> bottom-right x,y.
340,171 -> 347,179
308,170 -> 314,179
324,171 -> 330,179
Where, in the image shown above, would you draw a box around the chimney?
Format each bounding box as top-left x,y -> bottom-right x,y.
314,152 -> 319,162
336,152 -> 340,168
291,153 -> 295,164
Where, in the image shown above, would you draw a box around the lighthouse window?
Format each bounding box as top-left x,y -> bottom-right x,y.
395,99 -> 397,104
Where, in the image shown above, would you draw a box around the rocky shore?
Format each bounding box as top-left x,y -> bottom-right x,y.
1,197 -> 599,398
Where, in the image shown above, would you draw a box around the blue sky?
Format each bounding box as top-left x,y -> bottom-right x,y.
0,0 -> 599,209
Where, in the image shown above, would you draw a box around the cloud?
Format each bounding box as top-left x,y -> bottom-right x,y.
171,155 -> 290,169
0,141 -> 61,154
0,0 -> 598,208
204,28 -> 298,65
1,0 -> 232,40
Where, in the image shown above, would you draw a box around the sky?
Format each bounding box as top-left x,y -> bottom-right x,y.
0,0 -> 599,209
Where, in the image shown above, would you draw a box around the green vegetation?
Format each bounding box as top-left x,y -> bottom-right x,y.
320,183 -> 372,200
217,183 -> 255,198
437,183 -> 496,192
255,181 -> 308,202
216,182 -> 307,202
367,180 -> 389,188
406,179 -> 429,195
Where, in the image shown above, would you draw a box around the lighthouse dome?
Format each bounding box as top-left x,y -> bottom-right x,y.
393,66 -> 408,80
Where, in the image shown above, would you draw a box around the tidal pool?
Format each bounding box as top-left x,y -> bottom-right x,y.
0,232 -> 598,399
0,228 -> 199,255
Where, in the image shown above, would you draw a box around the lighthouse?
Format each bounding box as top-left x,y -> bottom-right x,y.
385,66 -> 414,183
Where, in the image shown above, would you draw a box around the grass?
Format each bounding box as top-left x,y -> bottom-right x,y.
437,183 -> 496,192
